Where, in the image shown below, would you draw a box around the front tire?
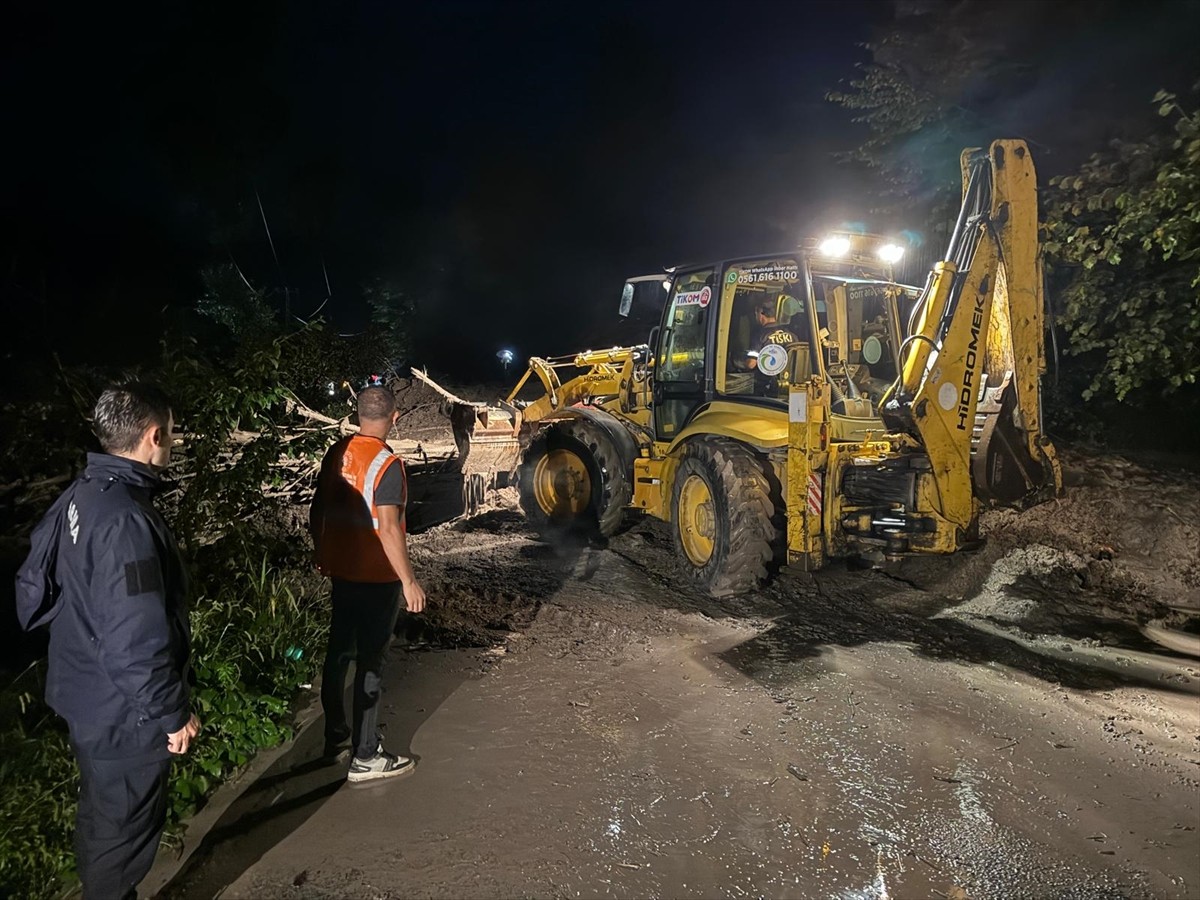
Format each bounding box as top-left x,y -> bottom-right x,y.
671,439 -> 778,597
518,418 -> 631,537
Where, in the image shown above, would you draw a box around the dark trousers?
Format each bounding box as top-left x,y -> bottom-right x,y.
321,578 -> 402,759
74,752 -> 171,900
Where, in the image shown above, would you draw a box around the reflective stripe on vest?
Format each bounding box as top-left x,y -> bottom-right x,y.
362,447 -> 393,529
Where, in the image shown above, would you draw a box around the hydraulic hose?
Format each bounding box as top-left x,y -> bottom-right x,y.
886,151 -> 992,418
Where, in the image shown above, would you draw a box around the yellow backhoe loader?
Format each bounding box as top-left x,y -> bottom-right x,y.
420,139 -> 1062,596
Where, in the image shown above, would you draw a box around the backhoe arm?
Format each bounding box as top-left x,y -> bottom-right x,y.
896,140 -> 1061,531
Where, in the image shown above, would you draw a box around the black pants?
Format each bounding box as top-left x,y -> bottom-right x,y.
321,578 -> 402,759
74,751 -> 171,900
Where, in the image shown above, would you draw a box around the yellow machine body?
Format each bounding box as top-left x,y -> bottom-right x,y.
427,140 -> 1062,593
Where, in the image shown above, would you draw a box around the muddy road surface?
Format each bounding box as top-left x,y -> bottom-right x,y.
164,452 -> 1200,900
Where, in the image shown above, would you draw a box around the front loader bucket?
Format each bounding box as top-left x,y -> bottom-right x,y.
411,369 -> 522,513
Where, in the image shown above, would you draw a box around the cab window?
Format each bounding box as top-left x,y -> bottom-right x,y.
657,269 -> 714,384
816,280 -> 902,404
718,258 -> 812,398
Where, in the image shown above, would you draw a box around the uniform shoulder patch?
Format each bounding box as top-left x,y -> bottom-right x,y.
124,559 -> 163,596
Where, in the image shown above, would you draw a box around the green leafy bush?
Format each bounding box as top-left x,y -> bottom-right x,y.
0,333 -> 336,897
0,547 -> 328,900
169,547 -> 327,823
1043,92 -> 1200,402
0,681 -> 77,898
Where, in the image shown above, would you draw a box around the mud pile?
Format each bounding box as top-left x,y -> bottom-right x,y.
389,376 -> 458,445
889,448 -> 1200,657
983,450 -> 1198,610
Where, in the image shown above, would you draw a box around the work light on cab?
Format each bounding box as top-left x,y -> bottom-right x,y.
818,235 -> 852,257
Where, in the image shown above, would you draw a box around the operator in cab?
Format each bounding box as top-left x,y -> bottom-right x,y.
747,295 -> 800,397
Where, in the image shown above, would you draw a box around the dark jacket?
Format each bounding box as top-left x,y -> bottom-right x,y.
45,453 -> 191,750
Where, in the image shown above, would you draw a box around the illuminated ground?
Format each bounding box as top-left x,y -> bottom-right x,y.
161,452 -> 1200,900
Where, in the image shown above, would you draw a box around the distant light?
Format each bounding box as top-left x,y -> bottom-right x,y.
662,279 -> 672,291
878,243 -> 905,264
327,381 -> 336,396
497,349 -> 515,364
819,236 -> 852,257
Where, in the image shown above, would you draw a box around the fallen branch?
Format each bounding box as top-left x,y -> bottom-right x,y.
411,368 -> 485,408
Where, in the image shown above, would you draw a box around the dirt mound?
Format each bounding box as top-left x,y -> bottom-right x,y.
985,449 -> 1199,607
385,376 -> 458,444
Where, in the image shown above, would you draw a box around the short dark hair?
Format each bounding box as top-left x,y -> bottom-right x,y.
94,382 -> 173,454
358,386 -> 396,422
756,299 -> 775,317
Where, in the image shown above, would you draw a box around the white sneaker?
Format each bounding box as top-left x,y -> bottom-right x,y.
347,747 -> 415,782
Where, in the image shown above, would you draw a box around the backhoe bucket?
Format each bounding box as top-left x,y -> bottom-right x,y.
411,369 -> 522,513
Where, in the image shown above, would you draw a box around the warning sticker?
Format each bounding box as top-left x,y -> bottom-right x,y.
938,382 -> 957,411
789,390 -> 808,423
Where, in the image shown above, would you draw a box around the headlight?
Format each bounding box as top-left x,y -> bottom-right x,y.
819,236 -> 851,257
878,243 -> 905,264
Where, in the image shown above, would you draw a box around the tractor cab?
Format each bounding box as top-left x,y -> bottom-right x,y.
637,240 -> 921,444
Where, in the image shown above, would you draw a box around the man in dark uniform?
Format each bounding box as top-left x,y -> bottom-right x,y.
37,383 -> 198,900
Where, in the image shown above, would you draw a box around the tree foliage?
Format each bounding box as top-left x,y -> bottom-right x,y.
826,1 -> 1200,410
364,278 -> 417,366
195,263 -> 278,341
1042,93 -> 1200,400
194,266 -> 404,410
825,0 -> 1044,228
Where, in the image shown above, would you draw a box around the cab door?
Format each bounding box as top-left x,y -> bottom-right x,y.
653,267 -> 715,441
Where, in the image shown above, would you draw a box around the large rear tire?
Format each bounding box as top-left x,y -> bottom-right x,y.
671,439 -> 778,597
518,418 -> 631,537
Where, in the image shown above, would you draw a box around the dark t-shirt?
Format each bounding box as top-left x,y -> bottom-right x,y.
375,459 -> 407,510
755,323 -> 798,351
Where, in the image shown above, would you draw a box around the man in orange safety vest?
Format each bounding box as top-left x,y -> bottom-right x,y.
310,386 -> 427,782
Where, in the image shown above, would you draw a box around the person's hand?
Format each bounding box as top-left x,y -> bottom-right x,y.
167,714 -> 201,755
402,578 -> 426,614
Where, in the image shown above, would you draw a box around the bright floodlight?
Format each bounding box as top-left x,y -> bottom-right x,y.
878,243 -> 905,264
661,279 -> 672,290
819,235 -> 851,257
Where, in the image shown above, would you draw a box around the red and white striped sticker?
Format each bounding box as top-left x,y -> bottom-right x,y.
806,473 -> 823,519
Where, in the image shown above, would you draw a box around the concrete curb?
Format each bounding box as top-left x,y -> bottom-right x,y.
142,685 -> 326,898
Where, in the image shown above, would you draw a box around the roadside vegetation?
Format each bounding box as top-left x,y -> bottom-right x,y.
0,278 -> 408,899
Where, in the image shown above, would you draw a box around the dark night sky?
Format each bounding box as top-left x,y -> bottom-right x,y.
3,0 -> 1199,381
